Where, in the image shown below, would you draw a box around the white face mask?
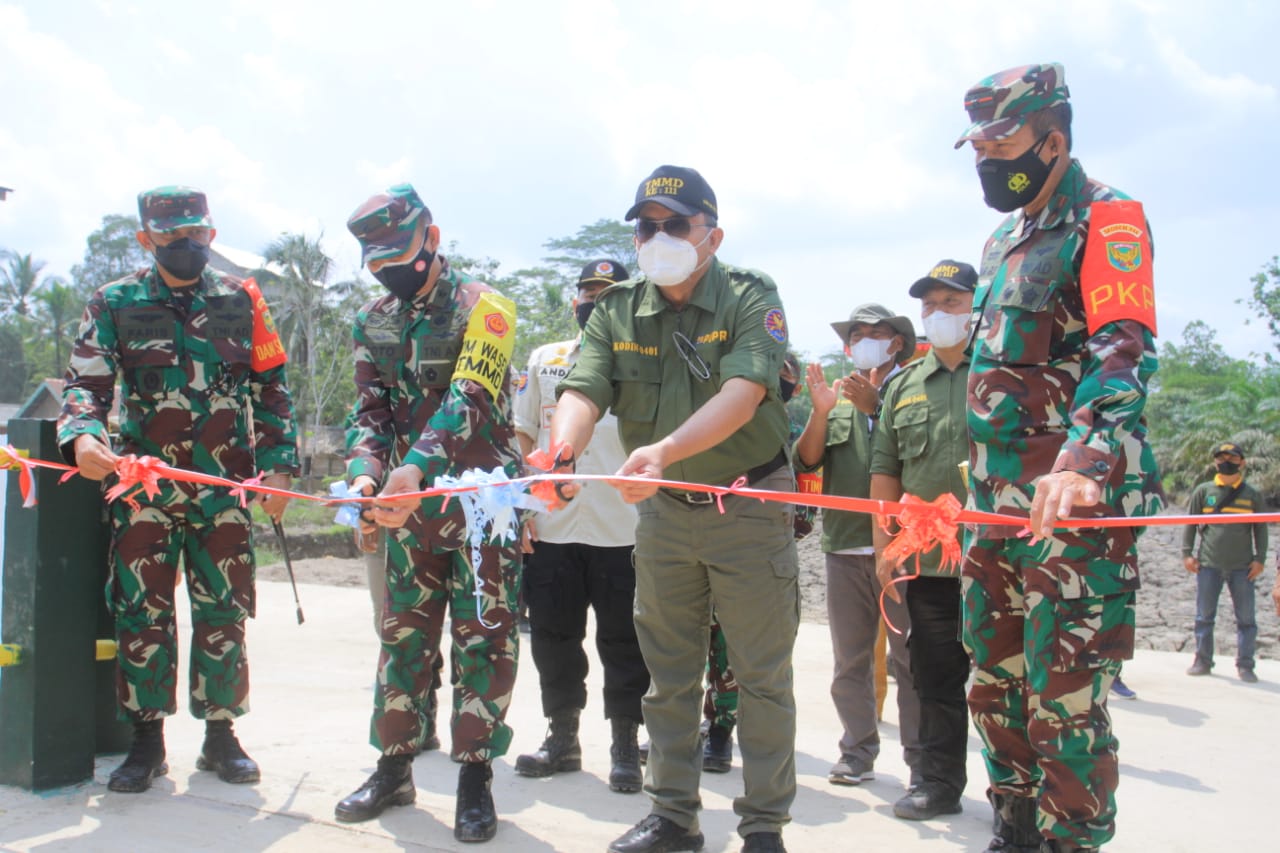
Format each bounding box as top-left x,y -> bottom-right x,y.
637,230 -> 711,287
921,308 -> 971,349
850,337 -> 894,371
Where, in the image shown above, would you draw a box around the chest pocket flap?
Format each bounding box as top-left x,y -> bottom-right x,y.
610,352 -> 661,423
825,404 -> 855,447
115,306 -> 178,368
893,403 -> 930,461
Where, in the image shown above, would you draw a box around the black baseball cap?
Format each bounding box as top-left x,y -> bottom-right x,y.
1213,442 -> 1245,459
578,258 -> 630,288
624,165 -> 718,221
909,259 -> 978,298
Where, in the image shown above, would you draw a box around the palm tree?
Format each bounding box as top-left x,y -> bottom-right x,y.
0,250 -> 48,318
34,278 -> 80,375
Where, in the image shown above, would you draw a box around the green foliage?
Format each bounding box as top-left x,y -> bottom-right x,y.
0,319 -> 29,402
70,214 -> 148,301
1239,255 -> 1280,358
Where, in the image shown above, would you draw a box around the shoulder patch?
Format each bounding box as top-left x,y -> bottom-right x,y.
1080,200 -> 1156,335
763,307 -> 787,343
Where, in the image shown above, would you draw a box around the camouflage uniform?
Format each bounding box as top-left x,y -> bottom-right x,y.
57,189 -> 299,722
957,64 -> 1163,849
347,252 -> 521,762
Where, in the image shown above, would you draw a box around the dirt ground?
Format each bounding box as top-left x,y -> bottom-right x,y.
260,508 -> 1280,662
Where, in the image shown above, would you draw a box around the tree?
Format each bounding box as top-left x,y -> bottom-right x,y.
0,319 -> 29,402
70,214 -> 149,300
1240,255 -> 1280,356
541,219 -> 637,275
0,250 -> 47,318
33,278 -> 80,379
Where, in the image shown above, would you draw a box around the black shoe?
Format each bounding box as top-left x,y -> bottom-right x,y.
1039,841 -> 1098,853
196,720 -> 260,784
702,724 -> 733,773
610,718 -> 643,793
335,754 -> 415,823
893,782 -> 963,820
985,789 -> 1041,852
107,720 -> 168,793
455,761 -> 497,842
608,814 -> 704,853
742,831 -> 786,852
515,710 -> 582,777
1186,657 -> 1212,676
1239,667 -> 1259,683
639,740 -> 649,765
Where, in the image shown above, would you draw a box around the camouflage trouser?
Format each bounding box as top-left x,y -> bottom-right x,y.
371,510 -> 520,761
703,612 -> 739,731
108,488 -> 255,722
962,529 -> 1139,849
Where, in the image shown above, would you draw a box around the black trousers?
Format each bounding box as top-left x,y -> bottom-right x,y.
906,575 -> 970,796
525,540 -> 649,722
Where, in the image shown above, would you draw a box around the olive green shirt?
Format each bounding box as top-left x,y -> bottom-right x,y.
557,258 -> 790,487
870,348 -> 970,576
796,399 -> 874,553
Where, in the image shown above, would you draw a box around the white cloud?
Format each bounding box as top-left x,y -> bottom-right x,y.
242,52 -> 308,110
1156,36 -> 1277,104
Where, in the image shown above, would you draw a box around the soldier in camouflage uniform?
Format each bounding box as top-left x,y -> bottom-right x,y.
57,186 -> 299,794
956,64 -> 1163,852
333,185 -> 520,845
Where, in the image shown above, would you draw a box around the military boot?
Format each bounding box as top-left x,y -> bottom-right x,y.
702,723 -> 734,774
197,719 -> 261,784
1040,841 -> 1098,853
455,760 -> 498,842
609,717 -> 643,793
108,719 -> 168,793
515,710 -> 581,777
985,789 -> 1041,852
335,753 -> 415,822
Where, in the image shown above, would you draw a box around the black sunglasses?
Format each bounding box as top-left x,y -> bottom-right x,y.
634,217 -> 708,242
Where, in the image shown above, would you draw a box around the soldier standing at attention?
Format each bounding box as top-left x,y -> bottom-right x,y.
513,258 -> 649,794
552,165 -> 798,853
333,185 -> 521,845
956,64 -> 1163,853
58,186 -> 299,794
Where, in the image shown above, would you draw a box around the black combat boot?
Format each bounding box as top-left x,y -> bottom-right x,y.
1040,841 -> 1098,853
986,789 -> 1042,852
335,753 -> 415,822
107,719 -> 168,793
609,717 -> 643,793
514,710 -> 581,777
455,760 -> 498,842
702,723 -> 734,774
197,719 -> 261,784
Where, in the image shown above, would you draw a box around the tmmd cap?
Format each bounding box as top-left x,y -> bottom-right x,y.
137,186 -> 212,233
347,184 -> 431,268
578,258 -> 630,288
909,260 -> 978,298
1213,442 -> 1245,459
624,165 -> 718,221
954,63 -> 1071,149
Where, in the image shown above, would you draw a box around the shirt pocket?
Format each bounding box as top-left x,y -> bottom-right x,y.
1049,563 -> 1140,673
115,306 -> 180,398
980,275 -> 1057,366
203,294 -> 254,395
611,355 -> 660,423
893,403 -> 930,462
825,405 -> 854,447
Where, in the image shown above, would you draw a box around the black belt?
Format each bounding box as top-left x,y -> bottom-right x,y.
661,449 -> 788,506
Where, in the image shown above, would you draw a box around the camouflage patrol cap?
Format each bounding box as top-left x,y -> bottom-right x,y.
347,184 -> 432,268
137,186 -> 212,233
954,63 -> 1070,149
578,258 -> 630,288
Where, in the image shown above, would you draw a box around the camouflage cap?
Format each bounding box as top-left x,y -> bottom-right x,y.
137,186 -> 212,233
577,258 -> 630,288
347,184 -> 431,268
954,63 -> 1070,149
831,303 -> 917,363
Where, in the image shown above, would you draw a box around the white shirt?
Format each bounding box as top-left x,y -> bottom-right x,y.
514,337 -> 637,547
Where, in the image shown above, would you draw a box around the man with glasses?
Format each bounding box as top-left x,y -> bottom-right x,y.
552,165 -> 798,853
956,64 -> 1162,853
513,259 -> 649,794
795,304 -> 922,794
58,185 -> 299,794
333,184 -> 520,844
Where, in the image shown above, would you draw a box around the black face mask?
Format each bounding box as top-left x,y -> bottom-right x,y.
374,247 -> 435,302
779,378 -> 798,403
1216,460 -> 1242,476
977,133 -> 1058,213
154,238 -> 210,281
574,301 -> 596,330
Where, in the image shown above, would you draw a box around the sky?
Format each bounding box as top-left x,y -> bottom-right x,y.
2,0 -> 1278,362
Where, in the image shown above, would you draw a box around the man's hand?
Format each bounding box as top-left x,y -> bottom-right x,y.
842,371 -> 880,417
614,442 -> 668,504
805,362 -> 842,416
876,554 -> 906,603
1028,471 -> 1102,538
1248,560 -> 1265,581
258,472 -> 293,522
73,434 -> 119,481
520,517 -> 538,554
372,464 -> 425,529
349,474 -> 380,550
1184,556 -> 1200,575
